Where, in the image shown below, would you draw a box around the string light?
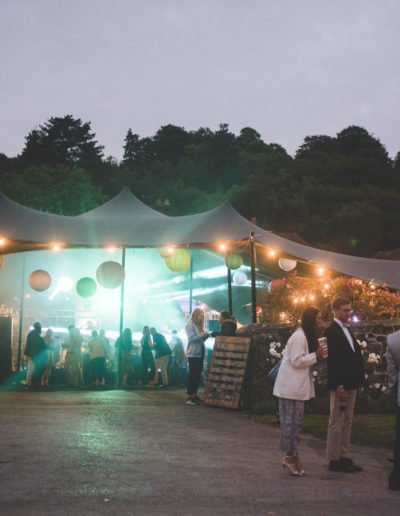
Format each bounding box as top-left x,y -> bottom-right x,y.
268,249 -> 277,258
0,237 -> 6,247
219,243 -> 227,252
317,266 -> 325,276
51,242 -> 63,252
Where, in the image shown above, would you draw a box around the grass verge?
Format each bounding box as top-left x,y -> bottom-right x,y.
252,413 -> 396,449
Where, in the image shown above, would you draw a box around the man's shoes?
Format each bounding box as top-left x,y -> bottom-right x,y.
328,460 -> 356,473
185,397 -> 197,405
194,396 -> 204,403
340,457 -> 363,472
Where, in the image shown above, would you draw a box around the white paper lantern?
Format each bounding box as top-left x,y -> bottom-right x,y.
233,270 -> 248,286
278,258 -> 297,272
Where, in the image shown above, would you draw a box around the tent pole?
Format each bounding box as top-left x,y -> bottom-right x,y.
189,256 -> 193,315
249,232 -> 257,323
227,267 -> 233,315
17,254 -> 26,371
119,247 -> 126,335
118,247 -> 126,387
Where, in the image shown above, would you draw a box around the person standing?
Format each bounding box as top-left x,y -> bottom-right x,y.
141,326 -> 155,386
150,327 -> 171,388
88,329 -> 107,386
63,324 -> 83,388
185,309 -> 209,405
115,328 -> 134,388
273,306 -> 327,476
41,328 -> 55,387
211,310 -> 237,337
325,297 -> 365,473
386,329 -> 400,490
24,322 -> 46,389
171,330 -> 186,386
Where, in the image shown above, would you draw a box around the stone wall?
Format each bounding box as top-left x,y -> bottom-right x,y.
237,320 -> 400,412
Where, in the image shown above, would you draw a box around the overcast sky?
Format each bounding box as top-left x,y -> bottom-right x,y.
1,0 -> 399,160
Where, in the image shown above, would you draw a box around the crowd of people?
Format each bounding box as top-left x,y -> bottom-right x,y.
22,310 -> 238,394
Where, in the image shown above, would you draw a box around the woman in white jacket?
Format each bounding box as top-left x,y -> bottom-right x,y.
273,306 -> 326,476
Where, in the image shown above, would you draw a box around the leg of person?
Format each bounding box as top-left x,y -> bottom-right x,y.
389,406 -> 400,490
338,390 -> 361,470
327,391 -> 355,472
159,355 -> 169,386
192,357 -> 203,401
26,358 -> 35,386
153,357 -> 161,386
186,357 -> 197,404
278,398 -> 304,475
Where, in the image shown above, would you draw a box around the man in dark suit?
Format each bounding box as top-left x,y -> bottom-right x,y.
386,329 -> 400,490
325,297 -> 365,473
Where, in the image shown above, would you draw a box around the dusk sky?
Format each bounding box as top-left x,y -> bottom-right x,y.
1,0 -> 399,160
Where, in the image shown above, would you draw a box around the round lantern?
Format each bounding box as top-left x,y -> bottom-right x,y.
233,270 -> 248,286
269,278 -> 285,291
76,277 -> 97,298
225,253 -> 243,270
164,248 -> 191,272
29,269 -> 52,292
157,246 -> 174,258
278,258 -> 297,272
96,261 -> 125,289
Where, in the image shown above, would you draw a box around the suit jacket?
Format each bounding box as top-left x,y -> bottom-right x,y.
387,330 -> 400,407
325,321 -> 364,390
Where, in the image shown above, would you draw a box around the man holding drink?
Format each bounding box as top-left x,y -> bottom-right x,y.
325,297 -> 365,472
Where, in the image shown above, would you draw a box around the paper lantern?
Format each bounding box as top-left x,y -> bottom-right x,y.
269,279 -> 285,291
96,261 -> 125,289
233,270 -> 248,286
76,277 -> 97,298
225,253 -> 243,270
157,246 -> 174,258
278,258 -> 297,272
164,248 -> 191,272
29,269 -> 52,292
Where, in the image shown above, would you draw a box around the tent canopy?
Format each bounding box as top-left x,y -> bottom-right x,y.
1,187 -> 400,288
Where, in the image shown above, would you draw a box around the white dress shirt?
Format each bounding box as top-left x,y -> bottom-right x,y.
334,317 -> 355,352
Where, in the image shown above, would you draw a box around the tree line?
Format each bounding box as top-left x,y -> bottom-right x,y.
0,115 -> 399,257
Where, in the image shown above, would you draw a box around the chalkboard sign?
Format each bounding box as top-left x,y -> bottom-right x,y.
204,336 -> 251,409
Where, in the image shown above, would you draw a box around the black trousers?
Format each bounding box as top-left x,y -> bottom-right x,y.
187,357 -> 203,396
141,352 -> 155,383
389,407 -> 400,489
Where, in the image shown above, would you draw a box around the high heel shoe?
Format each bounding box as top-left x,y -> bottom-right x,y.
294,456 -> 305,476
282,455 -> 299,476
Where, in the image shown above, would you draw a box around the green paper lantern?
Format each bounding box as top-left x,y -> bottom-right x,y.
164,248 -> 191,272
225,253 -> 243,270
76,277 -> 97,298
29,269 -> 52,292
96,261 -> 125,289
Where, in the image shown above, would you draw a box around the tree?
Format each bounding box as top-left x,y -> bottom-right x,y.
19,115 -> 104,169
1,165 -> 105,215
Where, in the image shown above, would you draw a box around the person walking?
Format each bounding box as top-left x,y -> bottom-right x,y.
150,327 -> 171,388
273,306 -> 327,476
325,297 -> 365,473
185,309 -> 209,405
386,329 -> 400,490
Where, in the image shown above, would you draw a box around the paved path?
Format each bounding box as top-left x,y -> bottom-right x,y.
0,389 -> 398,515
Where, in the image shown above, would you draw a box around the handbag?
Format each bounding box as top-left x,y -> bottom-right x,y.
267,359 -> 282,383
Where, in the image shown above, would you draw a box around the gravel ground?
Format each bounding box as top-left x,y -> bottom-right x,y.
0,388 -> 398,515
